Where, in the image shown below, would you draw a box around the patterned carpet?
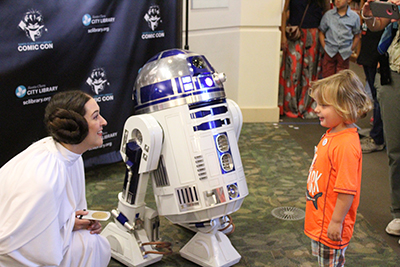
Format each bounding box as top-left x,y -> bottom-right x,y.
85,123 -> 400,267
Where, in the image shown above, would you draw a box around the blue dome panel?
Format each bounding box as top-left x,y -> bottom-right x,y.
133,49 -> 226,114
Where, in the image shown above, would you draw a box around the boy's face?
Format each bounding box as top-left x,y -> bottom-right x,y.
313,100 -> 344,132
334,0 -> 350,9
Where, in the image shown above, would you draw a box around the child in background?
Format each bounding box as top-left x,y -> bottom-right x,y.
305,69 -> 372,266
319,0 -> 361,78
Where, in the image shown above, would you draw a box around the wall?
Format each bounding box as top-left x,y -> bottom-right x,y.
183,0 -> 282,122
0,1 -> 181,167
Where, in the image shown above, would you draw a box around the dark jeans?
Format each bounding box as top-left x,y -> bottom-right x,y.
364,66 -> 384,145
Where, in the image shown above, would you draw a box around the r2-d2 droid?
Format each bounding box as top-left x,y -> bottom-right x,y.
101,49 -> 248,267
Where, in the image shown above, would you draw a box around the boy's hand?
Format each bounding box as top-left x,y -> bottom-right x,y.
327,220 -> 343,241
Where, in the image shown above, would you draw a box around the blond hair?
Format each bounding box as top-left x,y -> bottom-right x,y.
309,70 -> 372,124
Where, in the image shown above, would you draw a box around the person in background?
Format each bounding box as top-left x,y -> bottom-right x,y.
361,0 -> 400,244
319,0 -> 361,78
305,70 -> 372,266
356,23 -> 385,153
0,90 -> 111,266
279,0 -> 330,119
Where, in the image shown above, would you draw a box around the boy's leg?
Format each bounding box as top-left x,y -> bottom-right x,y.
322,53 -> 337,78
336,54 -> 350,73
311,240 -> 347,267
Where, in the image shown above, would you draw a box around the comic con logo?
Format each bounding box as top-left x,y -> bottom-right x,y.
17,9 -> 53,52
86,68 -> 114,103
144,5 -> 162,31
142,5 -> 165,40
18,10 -> 47,41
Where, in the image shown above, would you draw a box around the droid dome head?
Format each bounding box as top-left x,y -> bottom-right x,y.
133,49 -> 227,114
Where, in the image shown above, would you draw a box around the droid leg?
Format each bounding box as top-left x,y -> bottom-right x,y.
179,218 -> 241,267
101,194 -> 166,267
101,223 -> 163,267
101,117 -> 168,266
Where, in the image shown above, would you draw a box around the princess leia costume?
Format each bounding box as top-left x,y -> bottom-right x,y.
0,137 -> 111,266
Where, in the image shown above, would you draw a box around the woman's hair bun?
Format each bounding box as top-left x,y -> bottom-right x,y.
44,90 -> 91,144
46,108 -> 88,144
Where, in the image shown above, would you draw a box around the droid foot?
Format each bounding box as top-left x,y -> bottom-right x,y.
180,231 -> 241,267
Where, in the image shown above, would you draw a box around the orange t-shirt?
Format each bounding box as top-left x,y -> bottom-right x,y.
304,127 -> 362,249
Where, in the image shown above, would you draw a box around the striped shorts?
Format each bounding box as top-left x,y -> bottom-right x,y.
311,240 -> 347,267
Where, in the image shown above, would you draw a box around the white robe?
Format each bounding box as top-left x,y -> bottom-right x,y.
0,137 -> 110,267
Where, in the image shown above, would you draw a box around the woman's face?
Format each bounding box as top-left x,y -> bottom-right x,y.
81,98 -> 107,150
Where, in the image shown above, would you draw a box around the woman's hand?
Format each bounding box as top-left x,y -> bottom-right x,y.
74,210 -> 102,234
362,0 -> 374,18
389,0 -> 400,7
88,220 -> 103,234
281,34 -> 288,50
363,0 -> 392,31
364,0 -> 400,21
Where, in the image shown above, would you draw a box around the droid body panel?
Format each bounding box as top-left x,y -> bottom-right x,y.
148,101 -> 247,224
101,49 -> 248,267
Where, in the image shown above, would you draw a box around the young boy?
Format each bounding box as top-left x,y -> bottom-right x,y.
305,69 -> 372,266
319,0 -> 361,78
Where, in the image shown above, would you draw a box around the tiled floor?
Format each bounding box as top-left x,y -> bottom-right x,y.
86,121 -> 400,266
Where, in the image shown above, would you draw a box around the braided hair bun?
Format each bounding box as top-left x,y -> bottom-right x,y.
44,90 -> 91,144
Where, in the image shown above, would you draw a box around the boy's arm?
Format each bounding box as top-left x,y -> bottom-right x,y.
327,193 -> 354,241
319,12 -> 328,49
351,33 -> 361,52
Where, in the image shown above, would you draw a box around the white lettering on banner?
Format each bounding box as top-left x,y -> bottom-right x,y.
26,85 -> 58,97
27,89 -> 38,95
17,42 -> 53,52
39,86 -> 58,94
103,132 -> 118,140
94,94 -> 114,103
88,27 -> 110,34
40,43 -> 53,50
91,17 -> 115,24
22,96 -> 51,106
141,31 -> 165,40
28,84 -> 46,90
89,141 -> 113,151
18,44 -> 39,51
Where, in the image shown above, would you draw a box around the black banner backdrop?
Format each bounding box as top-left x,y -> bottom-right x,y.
0,0 -> 182,167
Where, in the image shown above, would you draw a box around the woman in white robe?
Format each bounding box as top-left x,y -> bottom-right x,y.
0,90 -> 111,267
